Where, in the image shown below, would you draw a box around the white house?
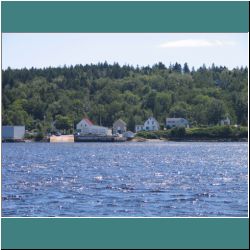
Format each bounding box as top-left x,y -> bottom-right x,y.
143,117 -> 160,131
220,117 -> 230,126
76,118 -> 109,136
166,118 -> 189,129
135,117 -> 160,132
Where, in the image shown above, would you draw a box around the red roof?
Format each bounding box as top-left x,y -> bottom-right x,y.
83,118 -> 93,126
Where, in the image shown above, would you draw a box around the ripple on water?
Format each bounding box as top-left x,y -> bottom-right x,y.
1,142 -> 248,217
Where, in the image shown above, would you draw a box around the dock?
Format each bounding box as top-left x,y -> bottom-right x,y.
74,135 -> 127,142
50,135 -> 74,143
49,134 -> 127,143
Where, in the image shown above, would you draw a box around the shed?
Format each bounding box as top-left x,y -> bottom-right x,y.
2,126 -> 25,140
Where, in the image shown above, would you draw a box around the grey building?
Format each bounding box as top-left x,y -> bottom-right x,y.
166,118 -> 189,129
113,119 -> 127,134
2,126 -> 25,141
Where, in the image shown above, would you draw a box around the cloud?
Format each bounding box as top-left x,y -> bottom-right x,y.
159,39 -> 235,48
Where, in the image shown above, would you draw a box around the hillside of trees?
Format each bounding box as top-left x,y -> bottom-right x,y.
2,62 -> 248,132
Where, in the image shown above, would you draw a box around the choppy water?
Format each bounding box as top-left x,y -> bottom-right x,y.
2,142 -> 248,217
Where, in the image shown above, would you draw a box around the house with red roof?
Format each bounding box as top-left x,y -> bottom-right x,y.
76,118 -> 109,136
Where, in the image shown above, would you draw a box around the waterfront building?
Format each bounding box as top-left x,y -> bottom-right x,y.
143,117 -> 160,131
2,126 -> 25,141
113,119 -> 127,134
135,117 -> 160,132
76,118 -> 108,136
166,118 -> 189,129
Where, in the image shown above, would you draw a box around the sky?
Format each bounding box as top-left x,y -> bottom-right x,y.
2,33 -> 248,70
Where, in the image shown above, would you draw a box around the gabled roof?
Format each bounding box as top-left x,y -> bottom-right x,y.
114,119 -> 126,125
82,118 -> 94,126
145,117 -> 158,123
166,118 -> 187,121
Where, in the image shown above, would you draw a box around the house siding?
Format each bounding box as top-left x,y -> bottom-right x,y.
166,118 -> 189,128
135,117 -> 159,132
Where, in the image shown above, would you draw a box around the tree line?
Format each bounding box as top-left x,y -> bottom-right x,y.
2,62 -> 248,132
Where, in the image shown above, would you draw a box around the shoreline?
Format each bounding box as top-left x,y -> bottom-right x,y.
131,137 -> 248,143
2,136 -> 248,143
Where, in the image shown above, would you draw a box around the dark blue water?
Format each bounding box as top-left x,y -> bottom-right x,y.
2,142 -> 248,217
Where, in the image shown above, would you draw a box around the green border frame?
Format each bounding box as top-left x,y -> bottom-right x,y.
1,1 -> 249,32
1,1 -> 249,249
1,218 -> 249,249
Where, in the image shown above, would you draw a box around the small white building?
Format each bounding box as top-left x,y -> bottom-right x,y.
166,118 -> 189,129
113,119 -> 127,134
135,125 -> 144,133
76,118 -> 109,136
220,117 -> 230,126
135,117 -> 160,132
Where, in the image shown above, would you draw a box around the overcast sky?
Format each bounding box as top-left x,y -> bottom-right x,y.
2,33 -> 248,70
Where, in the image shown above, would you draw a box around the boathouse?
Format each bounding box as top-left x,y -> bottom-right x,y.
76,118 -> 109,136
113,119 -> 127,135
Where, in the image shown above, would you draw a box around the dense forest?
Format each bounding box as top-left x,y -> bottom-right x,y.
2,62 -> 248,132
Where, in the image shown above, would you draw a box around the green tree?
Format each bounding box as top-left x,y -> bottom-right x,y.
127,115 -> 135,132
2,63 -> 248,130
55,115 -> 72,131
207,99 -> 227,125
183,62 -> 190,74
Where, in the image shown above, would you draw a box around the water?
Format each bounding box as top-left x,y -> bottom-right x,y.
2,142 -> 248,217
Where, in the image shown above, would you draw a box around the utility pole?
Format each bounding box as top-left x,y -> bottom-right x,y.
43,115 -> 46,134
99,108 -> 102,126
